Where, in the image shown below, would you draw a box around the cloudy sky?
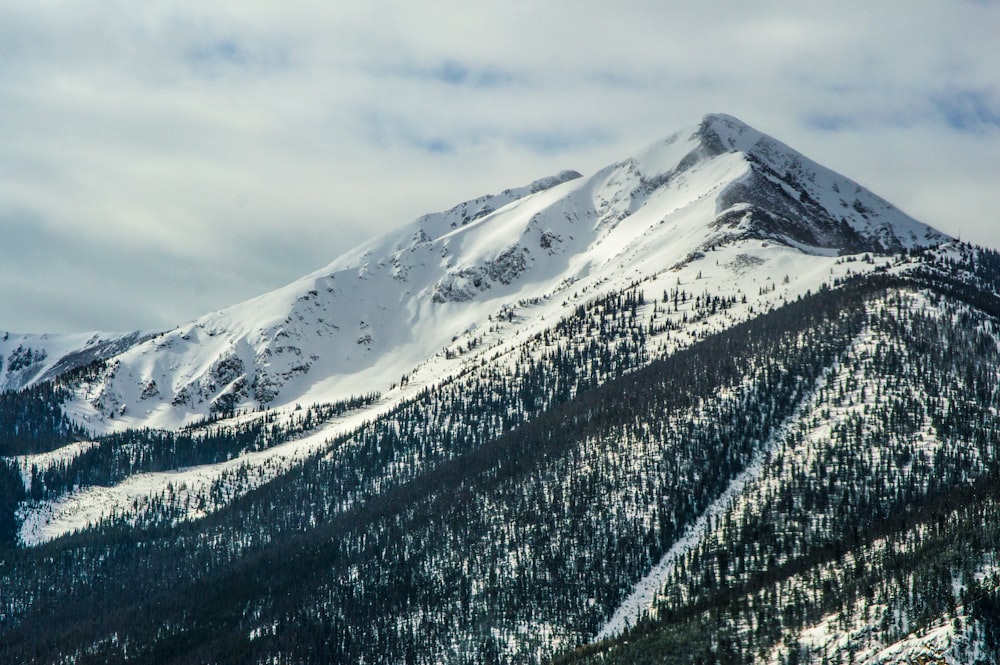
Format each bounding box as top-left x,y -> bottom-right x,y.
2,1 -> 998,333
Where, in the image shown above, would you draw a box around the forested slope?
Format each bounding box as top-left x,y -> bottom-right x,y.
1,256 -> 998,664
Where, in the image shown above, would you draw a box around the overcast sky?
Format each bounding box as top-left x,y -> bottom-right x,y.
2,1 -> 999,333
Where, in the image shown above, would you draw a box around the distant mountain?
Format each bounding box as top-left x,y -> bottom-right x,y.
4,115 -> 998,665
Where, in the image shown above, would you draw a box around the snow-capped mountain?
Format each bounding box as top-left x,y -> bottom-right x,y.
6,114 -> 1000,665
0,114 -> 947,435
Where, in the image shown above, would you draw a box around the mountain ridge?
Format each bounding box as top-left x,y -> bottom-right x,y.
0,114 -> 949,436
5,114 -> 963,553
3,114 -> 999,665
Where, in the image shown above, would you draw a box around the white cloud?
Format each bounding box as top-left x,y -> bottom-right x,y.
1,1 -> 998,332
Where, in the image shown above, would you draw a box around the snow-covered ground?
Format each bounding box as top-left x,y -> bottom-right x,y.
782,559 -> 1000,665
10,440 -> 100,490
16,399 -> 384,544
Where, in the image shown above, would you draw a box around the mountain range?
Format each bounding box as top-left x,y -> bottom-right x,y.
1,114 -> 998,664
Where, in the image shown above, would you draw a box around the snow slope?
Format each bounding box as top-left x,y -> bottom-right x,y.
6,113 -> 953,543
0,330 -> 149,392
7,114 -> 946,436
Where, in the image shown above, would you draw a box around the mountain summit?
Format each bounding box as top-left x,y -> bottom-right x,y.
637,113 -> 942,253
1,114 -> 948,434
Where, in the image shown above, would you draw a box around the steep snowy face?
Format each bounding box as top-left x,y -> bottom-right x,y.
696,113 -> 946,252
15,114 -> 950,433
408,170 -> 584,242
0,331 -> 150,393
60,170 -> 593,431
625,114 -> 946,254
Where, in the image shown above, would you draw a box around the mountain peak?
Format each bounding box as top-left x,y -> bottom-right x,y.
629,113 -> 763,180
630,113 -> 949,254
696,112 -> 756,148
0,115 -> 951,431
